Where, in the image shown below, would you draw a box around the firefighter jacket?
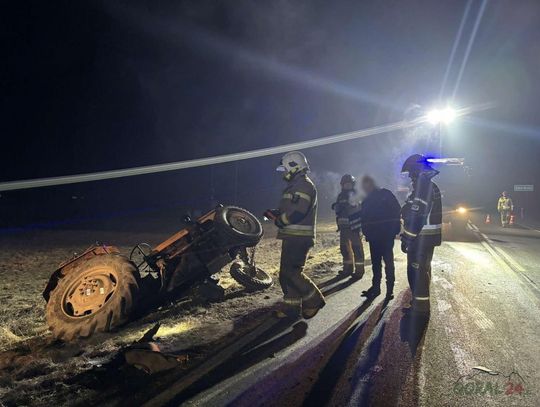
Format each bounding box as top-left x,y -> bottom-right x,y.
333,190 -> 362,231
276,172 -> 317,240
401,174 -> 442,247
497,196 -> 513,212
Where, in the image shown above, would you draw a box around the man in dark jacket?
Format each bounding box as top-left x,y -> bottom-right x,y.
360,175 -> 401,299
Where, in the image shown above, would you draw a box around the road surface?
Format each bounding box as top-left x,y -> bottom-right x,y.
178,225 -> 539,407
475,216 -> 540,290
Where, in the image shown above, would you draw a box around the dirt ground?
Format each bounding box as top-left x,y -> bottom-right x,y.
0,218 -> 344,406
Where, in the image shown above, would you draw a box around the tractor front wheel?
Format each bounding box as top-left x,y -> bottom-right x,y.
46,254 -> 140,341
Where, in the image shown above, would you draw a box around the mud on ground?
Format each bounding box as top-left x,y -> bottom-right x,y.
0,220 -> 344,406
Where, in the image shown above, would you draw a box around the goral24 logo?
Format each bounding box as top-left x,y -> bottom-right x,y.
453,367 -> 527,397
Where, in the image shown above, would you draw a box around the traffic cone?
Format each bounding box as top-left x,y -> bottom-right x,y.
485,214 -> 491,224
509,214 -> 515,226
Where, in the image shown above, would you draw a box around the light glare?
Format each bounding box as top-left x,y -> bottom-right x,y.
427,107 -> 457,125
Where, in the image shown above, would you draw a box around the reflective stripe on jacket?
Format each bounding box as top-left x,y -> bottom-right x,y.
497,197 -> 513,212
401,175 -> 442,246
334,190 -> 361,230
277,173 -> 317,240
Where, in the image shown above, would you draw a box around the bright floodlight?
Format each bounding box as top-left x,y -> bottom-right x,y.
426,107 -> 457,125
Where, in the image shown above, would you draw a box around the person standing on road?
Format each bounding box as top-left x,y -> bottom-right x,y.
497,191 -> 514,227
264,151 -> 325,319
400,154 -> 442,315
332,174 -> 365,279
360,175 -> 401,299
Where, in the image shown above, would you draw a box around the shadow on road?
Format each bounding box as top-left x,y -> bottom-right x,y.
363,290 -> 429,407
165,275 -> 363,405
302,290 -> 429,407
399,308 -> 429,356
302,297 -> 384,407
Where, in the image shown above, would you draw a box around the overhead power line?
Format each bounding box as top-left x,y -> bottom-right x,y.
0,104 -> 491,192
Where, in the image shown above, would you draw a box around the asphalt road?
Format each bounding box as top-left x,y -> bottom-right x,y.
182,226 -> 540,407
474,216 -> 540,291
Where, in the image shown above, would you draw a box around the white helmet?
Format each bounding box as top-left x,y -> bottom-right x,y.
276,151 -> 310,179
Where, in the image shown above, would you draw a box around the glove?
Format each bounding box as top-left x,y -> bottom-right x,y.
263,209 -> 280,221
331,202 -> 337,210
400,234 -> 414,253
401,240 -> 408,254
275,217 -> 286,228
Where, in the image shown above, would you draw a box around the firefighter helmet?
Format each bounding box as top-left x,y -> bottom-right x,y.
401,154 -> 433,174
340,174 -> 356,186
277,151 -> 310,179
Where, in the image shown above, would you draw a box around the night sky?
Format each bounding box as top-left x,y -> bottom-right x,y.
2,0 -> 540,228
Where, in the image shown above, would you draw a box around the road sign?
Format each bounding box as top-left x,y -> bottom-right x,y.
514,185 -> 534,192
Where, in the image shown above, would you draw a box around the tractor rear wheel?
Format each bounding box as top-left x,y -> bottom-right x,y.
46,254 -> 140,341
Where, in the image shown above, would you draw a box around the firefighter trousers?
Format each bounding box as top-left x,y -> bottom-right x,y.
279,239 -> 324,306
500,210 -> 511,226
368,238 -> 395,292
406,241 -> 435,312
339,228 -> 365,275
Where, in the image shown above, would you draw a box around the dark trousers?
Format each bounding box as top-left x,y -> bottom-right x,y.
368,238 -> 395,291
279,239 -> 324,304
339,228 -> 365,274
407,240 -> 435,312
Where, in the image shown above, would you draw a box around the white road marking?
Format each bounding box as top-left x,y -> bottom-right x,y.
467,221 -> 479,232
469,308 -> 495,331
437,296 -> 477,375
478,238 -> 513,272
469,222 -> 540,303
480,232 -> 493,243
493,246 -> 526,272
450,342 -> 476,376
472,221 -> 528,272
452,291 -> 495,331
431,265 -> 478,376
471,223 -> 527,273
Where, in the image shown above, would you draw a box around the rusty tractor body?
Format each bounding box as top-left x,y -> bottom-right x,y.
44,205 -> 271,341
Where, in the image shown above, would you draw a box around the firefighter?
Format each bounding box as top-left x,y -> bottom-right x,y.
332,174 -> 365,279
264,151 -> 325,319
400,154 -> 442,315
497,191 -> 514,227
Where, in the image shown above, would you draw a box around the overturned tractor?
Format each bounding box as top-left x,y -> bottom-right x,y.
43,205 -> 272,341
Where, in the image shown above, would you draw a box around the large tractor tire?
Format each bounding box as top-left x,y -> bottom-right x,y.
46,254 -> 140,341
214,206 -> 263,247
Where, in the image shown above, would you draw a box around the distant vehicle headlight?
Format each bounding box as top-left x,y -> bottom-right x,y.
456,206 -> 467,214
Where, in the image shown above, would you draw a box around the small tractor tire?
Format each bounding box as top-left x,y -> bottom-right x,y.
46,254 -> 140,341
230,261 -> 273,291
214,206 -> 263,247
